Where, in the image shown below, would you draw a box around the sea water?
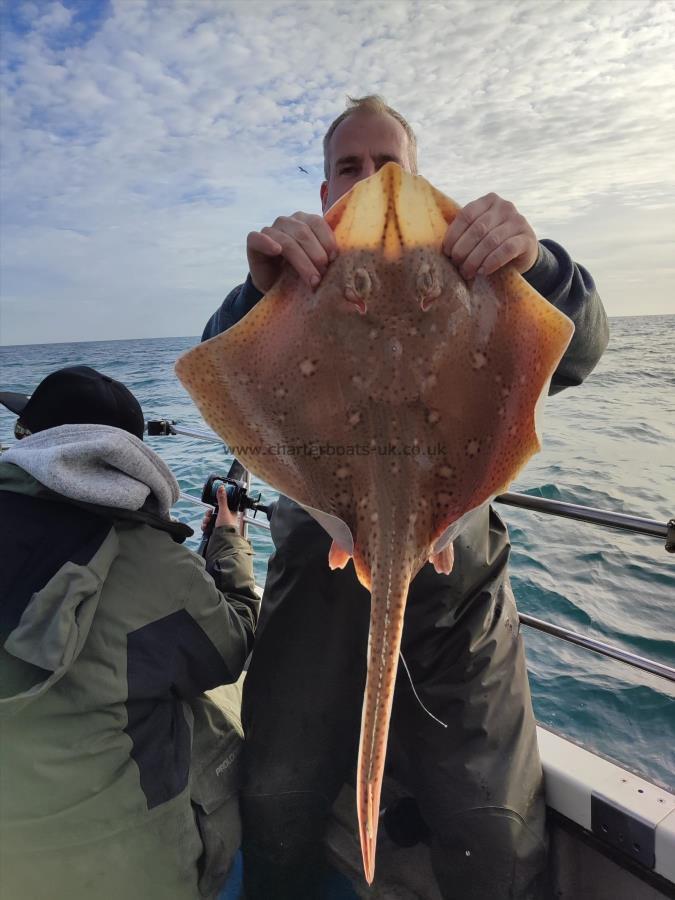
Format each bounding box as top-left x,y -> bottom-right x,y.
1,314 -> 673,789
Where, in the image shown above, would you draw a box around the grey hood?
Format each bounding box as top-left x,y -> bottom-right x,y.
1,424 -> 179,520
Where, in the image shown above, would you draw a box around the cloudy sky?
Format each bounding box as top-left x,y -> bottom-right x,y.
1,0 -> 674,345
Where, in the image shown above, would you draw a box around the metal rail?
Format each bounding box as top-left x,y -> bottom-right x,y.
154,421 -> 673,551
160,421 -> 675,679
175,484 -> 673,683
157,425 -> 224,443
179,491 -> 211,509
496,491 -> 669,542
519,614 -> 675,683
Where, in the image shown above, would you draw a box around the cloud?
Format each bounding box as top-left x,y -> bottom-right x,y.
1,0 -> 674,344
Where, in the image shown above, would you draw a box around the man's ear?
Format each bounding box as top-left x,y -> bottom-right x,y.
320,181 -> 328,212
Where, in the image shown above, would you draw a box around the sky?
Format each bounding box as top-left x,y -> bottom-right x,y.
1,0 -> 674,346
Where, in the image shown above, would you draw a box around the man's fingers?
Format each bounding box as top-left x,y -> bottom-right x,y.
292,212 -> 338,262
281,218 -> 332,273
247,231 -> 283,257
264,229 -> 324,288
444,209 -> 507,272
275,214 -> 339,280
253,217 -> 336,289
247,211 -> 339,294
442,192 -> 538,278
457,222 -> 521,279
442,193 -> 500,254
478,234 -> 533,276
248,227 -> 320,289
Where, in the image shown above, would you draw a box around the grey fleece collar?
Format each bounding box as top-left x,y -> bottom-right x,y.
2,424 -> 179,520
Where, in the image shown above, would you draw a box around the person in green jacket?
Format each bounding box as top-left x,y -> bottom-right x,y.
0,365 -> 259,900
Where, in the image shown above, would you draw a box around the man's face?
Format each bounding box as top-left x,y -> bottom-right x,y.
321,112 -> 411,212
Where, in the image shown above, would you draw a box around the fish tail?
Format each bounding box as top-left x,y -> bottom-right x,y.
356,540 -> 412,885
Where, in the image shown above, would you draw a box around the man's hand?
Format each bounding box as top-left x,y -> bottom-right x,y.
201,485 -> 241,533
442,193 -> 539,281
247,212 -> 338,294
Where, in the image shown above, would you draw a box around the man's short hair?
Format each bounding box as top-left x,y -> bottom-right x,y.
322,95 -> 418,179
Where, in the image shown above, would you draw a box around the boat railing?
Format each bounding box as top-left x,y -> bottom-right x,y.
149,419 -> 675,685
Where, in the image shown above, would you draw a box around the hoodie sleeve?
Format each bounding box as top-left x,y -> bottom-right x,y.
523,239 -> 609,394
164,533 -> 259,699
202,275 -> 264,340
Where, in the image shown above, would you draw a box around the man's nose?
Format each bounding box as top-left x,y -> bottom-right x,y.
360,159 -> 377,179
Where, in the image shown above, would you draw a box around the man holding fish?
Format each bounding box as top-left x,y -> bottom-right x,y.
202,96 -> 609,899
